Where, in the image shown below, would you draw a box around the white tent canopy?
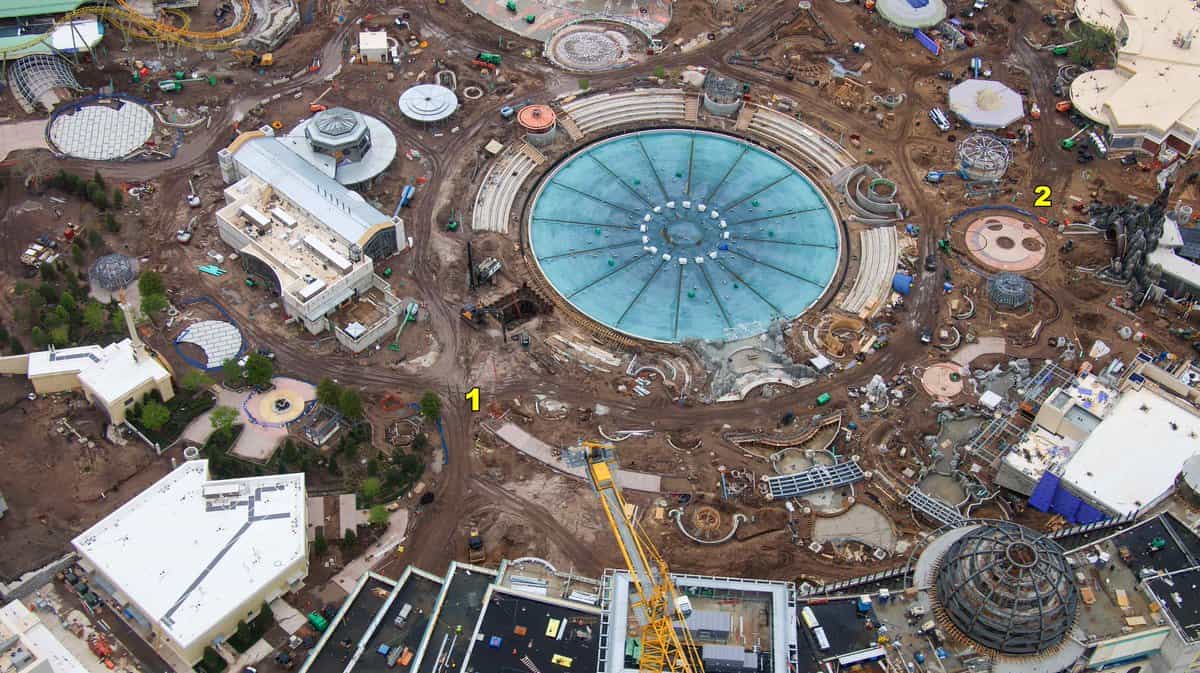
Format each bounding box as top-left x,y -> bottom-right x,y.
949,79 -> 1025,129
398,84 -> 458,122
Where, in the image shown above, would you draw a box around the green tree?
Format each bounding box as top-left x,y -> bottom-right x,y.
104,212 -> 120,232
342,529 -> 357,548
234,620 -> 252,646
314,530 -> 328,555
138,270 -> 165,297
140,400 -> 171,431
210,406 -> 238,435
93,170 -> 105,189
71,245 -> 85,266
317,378 -> 341,406
39,263 -> 57,282
181,370 -> 214,391
110,309 -> 125,334
360,476 -> 381,502
87,229 -> 103,248
48,325 -> 69,346
141,292 -> 168,315
411,432 -> 430,452
243,353 -> 274,387
112,188 -> 124,210
419,391 -> 442,422
10,338 -> 25,355
37,283 -> 59,304
281,439 -> 300,466
221,358 -> 243,383
369,504 -> 389,526
338,388 -> 364,419
579,78 -> 590,90
59,291 -> 77,315
82,302 -> 106,333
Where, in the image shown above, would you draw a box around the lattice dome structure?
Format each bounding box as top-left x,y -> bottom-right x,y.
8,54 -> 84,113
89,254 -> 140,291
932,522 -> 1078,657
988,272 -> 1033,308
957,133 -> 1012,182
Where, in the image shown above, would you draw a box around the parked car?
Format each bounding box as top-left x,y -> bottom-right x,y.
920,329 -> 933,344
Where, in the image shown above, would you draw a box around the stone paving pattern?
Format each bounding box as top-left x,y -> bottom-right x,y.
49,102 -> 154,160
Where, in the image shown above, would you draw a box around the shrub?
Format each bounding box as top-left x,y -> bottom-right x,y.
199,646 -> 225,673
221,358 -> 242,384
138,270 -> 165,297
419,391 -> 442,422
243,353 -> 273,387
210,406 -> 238,434
314,530 -> 328,555
141,292 -> 168,315
317,378 -> 341,406
180,370 -> 214,391
112,188 -> 124,210
104,212 -> 120,232
140,400 -> 171,431
369,505 -> 389,526
360,477 -> 381,502
338,388 -> 363,419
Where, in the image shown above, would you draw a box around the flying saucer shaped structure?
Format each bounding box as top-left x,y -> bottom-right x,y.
528,129 -> 842,343
949,79 -> 1025,129
875,0 -> 947,30
398,84 -> 458,123
932,522 -> 1078,657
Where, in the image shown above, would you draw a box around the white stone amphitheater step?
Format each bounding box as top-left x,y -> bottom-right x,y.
735,104 -> 755,131
684,95 -> 699,122
518,141 -> 545,165
558,112 -> 583,141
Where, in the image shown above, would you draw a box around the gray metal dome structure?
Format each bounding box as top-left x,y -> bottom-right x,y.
988,272 -> 1032,309
932,522 -> 1078,657
89,253 -> 139,291
305,107 -> 371,162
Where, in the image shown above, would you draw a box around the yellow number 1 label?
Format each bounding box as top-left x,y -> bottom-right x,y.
465,387 -> 480,412
1033,185 -> 1052,207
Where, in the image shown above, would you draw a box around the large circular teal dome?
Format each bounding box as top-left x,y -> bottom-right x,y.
528,129 -> 842,343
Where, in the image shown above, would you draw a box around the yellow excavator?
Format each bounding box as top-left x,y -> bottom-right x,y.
230,49 -> 273,67
583,441 -> 705,673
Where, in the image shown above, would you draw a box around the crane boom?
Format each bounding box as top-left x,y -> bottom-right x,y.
585,447 -> 705,673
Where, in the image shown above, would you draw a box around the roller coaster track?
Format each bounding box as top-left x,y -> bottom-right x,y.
1,0 -> 253,56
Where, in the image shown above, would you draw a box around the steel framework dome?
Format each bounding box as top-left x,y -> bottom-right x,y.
932,522 -> 1078,656
88,253 -> 139,291
988,272 -> 1033,308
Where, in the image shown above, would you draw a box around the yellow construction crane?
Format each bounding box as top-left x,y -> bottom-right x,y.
583,442 -> 705,673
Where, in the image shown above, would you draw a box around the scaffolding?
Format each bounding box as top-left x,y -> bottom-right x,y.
764,461 -> 864,499
964,361 -> 1075,466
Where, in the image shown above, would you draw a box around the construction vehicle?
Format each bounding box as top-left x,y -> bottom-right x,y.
158,73 -> 215,92
1060,125 -> 1091,150
389,302 -> 419,352
475,257 -> 501,285
307,611 -> 329,631
461,304 -> 508,340
231,49 -> 273,66
177,216 -> 197,244
473,52 -> 501,70
466,527 -> 485,563
20,242 -> 59,269
584,445 -> 705,673
88,635 -> 113,659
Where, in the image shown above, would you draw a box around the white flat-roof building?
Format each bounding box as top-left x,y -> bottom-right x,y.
0,308 -> 174,425
1072,0 -> 1200,156
1057,386 -> 1200,516
0,600 -> 89,673
217,127 -> 405,350
1148,213 -> 1200,298
72,461 -> 308,665
358,30 -> 390,63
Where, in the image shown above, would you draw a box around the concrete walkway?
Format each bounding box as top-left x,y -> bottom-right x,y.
270,596 -> 308,635
0,119 -> 48,160
952,336 -> 1007,367
331,508 -> 410,593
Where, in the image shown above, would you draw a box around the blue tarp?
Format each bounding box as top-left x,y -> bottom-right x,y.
892,273 -> 913,295
915,29 -> 940,56
907,0 -> 929,7
1029,472 -> 1107,524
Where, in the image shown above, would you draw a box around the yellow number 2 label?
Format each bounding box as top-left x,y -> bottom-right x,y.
465,387 -> 480,412
1033,185 -> 1052,207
